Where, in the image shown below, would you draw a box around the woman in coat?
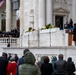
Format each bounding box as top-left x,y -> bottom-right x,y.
40,56 -> 53,75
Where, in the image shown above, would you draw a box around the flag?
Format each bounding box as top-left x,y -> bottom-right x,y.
0,0 -> 5,8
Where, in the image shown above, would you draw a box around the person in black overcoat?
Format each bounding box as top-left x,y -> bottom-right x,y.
0,52 -> 8,75
40,56 -> 53,75
67,57 -> 75,75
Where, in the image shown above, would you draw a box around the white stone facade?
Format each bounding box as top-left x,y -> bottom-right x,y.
19,0 -> 76,47
0,0 -> 76,47
20,0 -> 76,32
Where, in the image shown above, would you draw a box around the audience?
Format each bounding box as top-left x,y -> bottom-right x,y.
0,52 -> 75,75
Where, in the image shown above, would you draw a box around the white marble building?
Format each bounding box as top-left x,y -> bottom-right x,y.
19,0 -> 76,47
1,0 -> 76,67
0,0 -> 76,47
20,0 -> 76,31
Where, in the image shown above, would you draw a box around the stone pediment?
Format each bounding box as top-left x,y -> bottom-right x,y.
54,8 -> 69,13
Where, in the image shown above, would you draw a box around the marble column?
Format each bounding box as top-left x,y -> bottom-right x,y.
12,11 -> 16,29
20,0 -> 24,36
6,0 -> 11,32
34,0 -> 39,30
39,0 -> 46,28
20,0 -> 24,47
72,0 -> 76,24
46,0 -> 52,25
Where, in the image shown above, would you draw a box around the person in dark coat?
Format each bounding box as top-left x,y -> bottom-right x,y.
68,19 -> 73,30
40,56 -> 53,75
18,49 -> 29,65
54,54 -> 67,75
0,52 -> 8,75
37,56 -> 46,68
14,54 -> 19,63
66,57 -> 75,75
73,23 -> 76,46
7,53 -> 12,61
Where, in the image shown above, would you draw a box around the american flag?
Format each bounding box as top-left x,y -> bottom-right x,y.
0,0 -> 5,8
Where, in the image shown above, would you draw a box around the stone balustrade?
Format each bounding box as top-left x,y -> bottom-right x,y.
0,37 -> 19,47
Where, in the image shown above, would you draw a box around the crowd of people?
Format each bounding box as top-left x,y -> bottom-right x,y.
0,49 -> 75,75
0,28 -> 20,38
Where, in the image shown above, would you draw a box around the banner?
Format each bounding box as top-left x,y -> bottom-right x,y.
0,0 -> 5,8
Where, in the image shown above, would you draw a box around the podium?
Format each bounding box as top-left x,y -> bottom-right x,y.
66,29 -> 73,46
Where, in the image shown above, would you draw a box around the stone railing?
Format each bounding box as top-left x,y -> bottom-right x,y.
0,37 -> 19,47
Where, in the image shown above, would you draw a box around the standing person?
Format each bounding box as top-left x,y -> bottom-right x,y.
19,51 -> 41,75
16,49 -> 29,75
7,53 -> 12,61
7,57 -> 17,75
68,18 -> 73,30
18,48 -> 29,65
66,57 -> 75,75
14,54 -> 19,63
51,56 -> 57,75
40,56 -> 53,75
54,54 -> 67,75
37,56 -> 46,68
0,52 -> 8,75
73,23 -> 76,46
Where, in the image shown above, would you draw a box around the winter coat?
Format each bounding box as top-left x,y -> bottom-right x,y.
54,59 -> 67,75
41,63 -> 53,75
0,57 -> 8,75
67,57 -> 75,75
19,51 -> 41,75
7,61 -> 17,75
51,56 -> 57,75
